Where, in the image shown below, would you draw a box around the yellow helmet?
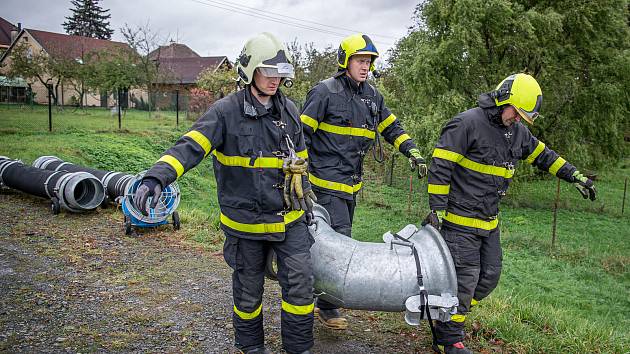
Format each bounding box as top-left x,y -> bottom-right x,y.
494,73 -> 542,124
337,33 -> 379,72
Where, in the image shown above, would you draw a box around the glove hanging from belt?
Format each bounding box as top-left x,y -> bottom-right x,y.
282,157 -> 317,223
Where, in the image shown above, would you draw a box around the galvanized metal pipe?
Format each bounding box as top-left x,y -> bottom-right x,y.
309,204 -> 459,323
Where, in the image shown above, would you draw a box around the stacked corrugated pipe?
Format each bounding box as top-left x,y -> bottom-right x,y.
33,156 -> 135,205
0,156 -> 105,214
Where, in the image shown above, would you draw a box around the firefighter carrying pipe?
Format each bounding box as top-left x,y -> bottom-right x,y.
0,156 -> 105,213
309,204 -> 459,324
33,156 -> 134,205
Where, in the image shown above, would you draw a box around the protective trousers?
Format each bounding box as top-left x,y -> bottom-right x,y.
314,191 -> 356,310
223,220 -> 315,353
435,225 -> 502,345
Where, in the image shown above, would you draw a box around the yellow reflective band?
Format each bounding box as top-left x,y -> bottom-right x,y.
309,174 -> 362,195
377,114 -> 396,133
443,211 -> 499,231
233,303 -> 262,320
318,122 -> 375,139
393,133 -> 412,151
525,141 -> 546,164
451,314 -> 466,323
433,148 -> 514,178
548,157 -> 567,176
220,210 -> 304,234
428,184 -> 450,195
471,298 -> 479,307
281,300 -> 314,315
296,149 -> 309,159
300,114 -> 319,132
184,130 -> 212,156
213,151 -> 283,169
157,155 -> 184,178
432,148 -> 463,163
458,157 -> 515,178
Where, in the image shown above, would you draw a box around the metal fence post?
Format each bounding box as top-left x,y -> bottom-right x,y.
176,89 -> 179,128
117,88 -> 122,130
47,84 -> 52,132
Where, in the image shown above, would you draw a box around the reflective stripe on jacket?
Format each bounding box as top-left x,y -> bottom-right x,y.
145,88 -> 309,241
427,93 -> 577,236
301,74 -> 417,200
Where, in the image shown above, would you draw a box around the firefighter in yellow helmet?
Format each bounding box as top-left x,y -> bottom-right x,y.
136,33 -> 316,354
423,73 -> 596,354
300,33 -> 428,330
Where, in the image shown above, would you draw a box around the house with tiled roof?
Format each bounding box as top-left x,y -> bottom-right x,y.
0,21 -> 133,106
147,42 -> 232,109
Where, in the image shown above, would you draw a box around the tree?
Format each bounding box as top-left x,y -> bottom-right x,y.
5,42 -> 64,104
386,0 -> 630,169
197,66 -> 236,99
121,22 -> 167,113
284,40 -> 337,107
84,47 -> 141,104
63,0 -> 114,40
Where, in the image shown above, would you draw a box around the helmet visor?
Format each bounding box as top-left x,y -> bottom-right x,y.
516,94 -> 542,124
258,63 -> 295,79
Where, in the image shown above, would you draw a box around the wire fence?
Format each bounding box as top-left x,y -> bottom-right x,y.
0,90 -> 213,133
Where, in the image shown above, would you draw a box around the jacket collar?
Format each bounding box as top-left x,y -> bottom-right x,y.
478,92 -> 504,127
242,86 -> 285,118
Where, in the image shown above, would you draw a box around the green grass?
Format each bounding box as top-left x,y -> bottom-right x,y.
0,107 -> 628,352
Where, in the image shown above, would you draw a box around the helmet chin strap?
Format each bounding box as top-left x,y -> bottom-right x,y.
251,80 -> 271,97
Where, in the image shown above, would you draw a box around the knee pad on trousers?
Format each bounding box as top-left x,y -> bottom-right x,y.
234,272 -> 265,312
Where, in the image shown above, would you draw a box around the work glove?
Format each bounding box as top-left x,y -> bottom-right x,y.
283,157 -> 317,224
421,210 -> 445,230
408,148 -> 428,179
134,177 -> 162,216
572,170 -> 596,201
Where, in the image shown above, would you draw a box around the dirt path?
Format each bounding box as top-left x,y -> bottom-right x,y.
0,192 -> 438,353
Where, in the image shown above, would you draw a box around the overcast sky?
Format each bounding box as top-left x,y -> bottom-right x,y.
3,0 -> 419,63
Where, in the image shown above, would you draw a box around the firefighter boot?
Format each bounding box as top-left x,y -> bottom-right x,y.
314,307 -> 348,330
444,342 -> 473,354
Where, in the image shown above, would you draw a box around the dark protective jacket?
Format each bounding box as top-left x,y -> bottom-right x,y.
301,74 -> 418,200
428,93 -> 577,236
145,88 -> 309,241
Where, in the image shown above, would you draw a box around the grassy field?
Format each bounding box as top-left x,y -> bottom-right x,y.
0,105 -> 628,353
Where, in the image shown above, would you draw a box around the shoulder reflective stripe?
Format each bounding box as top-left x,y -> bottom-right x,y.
157,155 -> 184,177
393,133 -> 412,151
281,300 -> 314,315
548,157 -> 567,176
459,157 -> 515,178
309,173 -> 362,195
451,314 -> 466,323
428,184 -> 450,195
220,210 -> 304,234
443,212 -> 499,231
432,148 -> 463,162
234,303 -> 262,320
377,114 -> 396,133
525,141 -> 545,164
318,122 -> 375,139
184,130 -> 212,156
301,114 -> 319,132
213,151 -> 283,169
296,149 -> 308,159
